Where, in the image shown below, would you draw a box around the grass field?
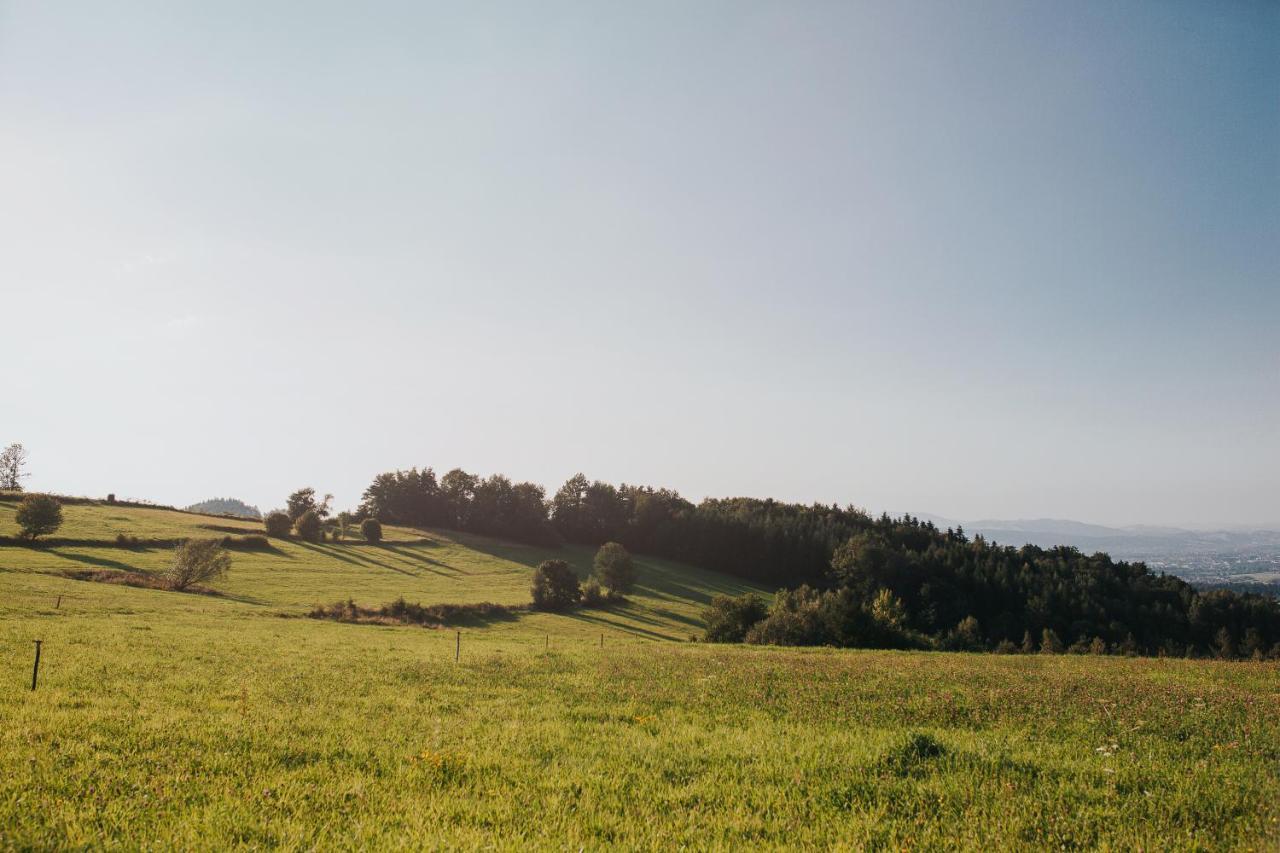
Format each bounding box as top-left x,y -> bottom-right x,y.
1,498 -> 1278,849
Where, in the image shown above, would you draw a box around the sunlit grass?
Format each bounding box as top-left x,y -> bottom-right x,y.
0,500 -> 1276,848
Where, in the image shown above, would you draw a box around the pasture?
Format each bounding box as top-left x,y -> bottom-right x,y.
1,499 -> 1277,848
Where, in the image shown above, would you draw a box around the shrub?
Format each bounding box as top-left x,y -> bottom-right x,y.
703,593 -> 769,642
941,615 -> 984,651
15,494 -> 62,540
1040,628 -> 1064,654
310,597 -> 516,626
592,541 -> 636,594
361,518 -> 383,543
115,533 -> 141,548
221,534 -> 270,551
165,539 -> 231,591
531,559 -> 580,611
294,510 -> 322,543
106,493 -> 116,504
264,511 -> 292,538
581,578 -> 608,607
745,586 -> 828,646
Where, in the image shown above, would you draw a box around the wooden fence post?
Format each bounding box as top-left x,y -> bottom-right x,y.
31,640 -> 42,691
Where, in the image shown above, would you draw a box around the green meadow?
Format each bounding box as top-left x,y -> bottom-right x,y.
1,498 -> 1278,849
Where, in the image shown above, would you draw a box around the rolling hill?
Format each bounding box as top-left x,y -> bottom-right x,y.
1,494 -> 1277,848
0,494 -> 764,641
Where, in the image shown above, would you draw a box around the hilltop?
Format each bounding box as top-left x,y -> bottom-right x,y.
184,497 -> 262,519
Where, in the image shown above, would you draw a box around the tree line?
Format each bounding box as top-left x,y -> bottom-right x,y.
357,466 -> 1280,658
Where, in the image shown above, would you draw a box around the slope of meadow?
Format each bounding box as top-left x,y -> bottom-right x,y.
0,496 -> 756,640
0,497 -> 1277,848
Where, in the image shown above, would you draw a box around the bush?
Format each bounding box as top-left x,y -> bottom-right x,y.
1040,628 -> 1064,654
220,534 -> 270,551
581,578 -> 608,607
15,494 -> 62,540
310,597 -> 516,626
165,539 -> 231,591
264,511 -> 292,538
745,586 -> 829,646
531,559 -> 580,611
592,541 -> 636,594
703,593 -> 769,642
294,510 -> 322,543
361,518 -> 383,543
940,615 -> 984,651
115,533 -> 141,548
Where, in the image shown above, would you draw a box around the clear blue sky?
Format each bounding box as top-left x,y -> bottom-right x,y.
1,1 -> 1276,526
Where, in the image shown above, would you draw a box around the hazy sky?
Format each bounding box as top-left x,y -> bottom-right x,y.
1,1 -> 1276,526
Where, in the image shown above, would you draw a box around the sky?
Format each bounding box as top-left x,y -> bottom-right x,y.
1,1 -> 1276,526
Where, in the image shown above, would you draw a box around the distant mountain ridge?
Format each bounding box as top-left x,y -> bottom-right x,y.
907,513 -> 1280,554
185,497 -> 262,519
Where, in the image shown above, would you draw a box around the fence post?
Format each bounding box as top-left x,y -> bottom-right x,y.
455,631 -> 460,662
55,595 -> 61,609
31,640 -> 42,691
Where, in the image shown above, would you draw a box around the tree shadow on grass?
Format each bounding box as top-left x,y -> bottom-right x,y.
291,541 -> 365,566
605,600 -> 702,632
636,568 -> 767,606
560,608 -> 678,641
428,529 -> 589,571
50,550 -> 142,573
382,544 -> 461,575
320,544 -> 429,578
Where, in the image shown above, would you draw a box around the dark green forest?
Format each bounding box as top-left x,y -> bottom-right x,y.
355,467 -> 1280,658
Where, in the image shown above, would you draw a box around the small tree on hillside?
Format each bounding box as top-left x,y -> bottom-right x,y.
286,488 -> 315,521
531,559 -> 580,611
15,494 -> 62,540
166,539 -> 231,591
592,541 -> 635,595
295,510 -> 323,543
0,443 -> 30,491
1040,628 -> 1064,654
264,511 -> 292,538
286,488 -> 332,521
360,518 -> 383,543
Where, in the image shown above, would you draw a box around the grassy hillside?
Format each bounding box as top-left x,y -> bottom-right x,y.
0,496 -> 759,640
1,497 -> 1278,848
